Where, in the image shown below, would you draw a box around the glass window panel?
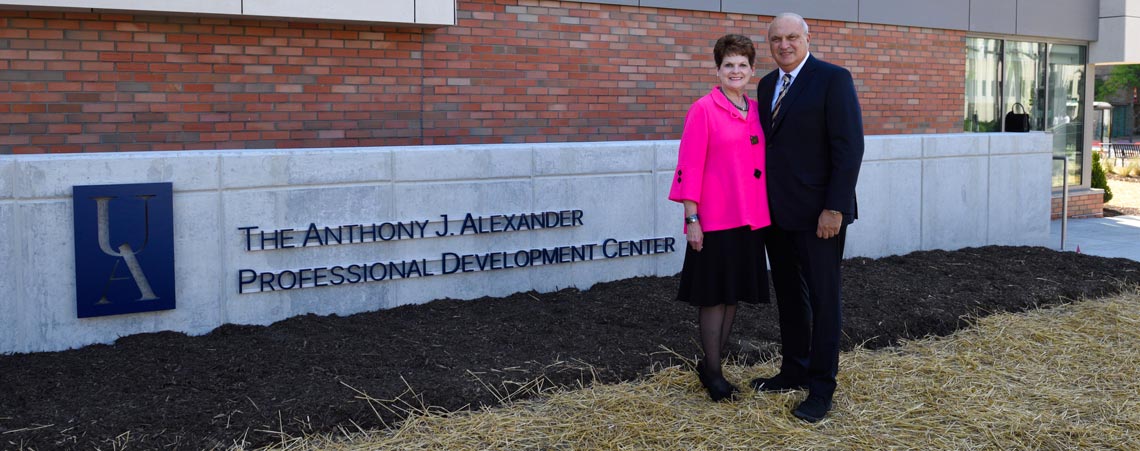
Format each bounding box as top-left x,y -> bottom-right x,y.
964,38 -> 1001,132
1003,41 -> 1045,131
964,37 -> 1089,189
1048,44 -> 1086,187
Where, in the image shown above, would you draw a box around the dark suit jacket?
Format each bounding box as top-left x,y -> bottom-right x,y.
757,55 -> 864,231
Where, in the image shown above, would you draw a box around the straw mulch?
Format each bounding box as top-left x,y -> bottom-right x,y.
293,288 -> 1140,451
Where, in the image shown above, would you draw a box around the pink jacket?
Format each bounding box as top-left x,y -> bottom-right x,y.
668,88 -> 771,232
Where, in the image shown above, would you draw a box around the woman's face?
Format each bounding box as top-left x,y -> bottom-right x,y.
717,54 -> 754,93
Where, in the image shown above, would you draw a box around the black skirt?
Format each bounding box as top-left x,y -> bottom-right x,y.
676,226 -> 770,306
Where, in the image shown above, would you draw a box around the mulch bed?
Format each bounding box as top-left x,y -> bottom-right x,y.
3,246 -> 1140,450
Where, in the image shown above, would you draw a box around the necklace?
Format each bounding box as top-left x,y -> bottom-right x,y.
719,87 -> 748,112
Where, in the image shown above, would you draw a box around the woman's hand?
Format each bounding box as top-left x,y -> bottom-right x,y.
682,200 -> 702,251
687,222 -> 704,251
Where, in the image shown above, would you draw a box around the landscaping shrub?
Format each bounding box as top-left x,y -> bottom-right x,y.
1092,151 -> 1113,202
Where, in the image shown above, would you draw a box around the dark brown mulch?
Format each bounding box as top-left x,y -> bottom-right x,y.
2,246 -> 1139,450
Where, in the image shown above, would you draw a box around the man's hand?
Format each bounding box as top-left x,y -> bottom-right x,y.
816,210 -> 842,239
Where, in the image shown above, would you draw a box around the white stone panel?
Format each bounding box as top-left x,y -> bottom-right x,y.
533,174 -> 655,244
18,200 -> 79,352
30,194 -> 190,352
655,141 -> 684,276
988,132 -> 1052,155
393,179 -> 533,218
221,185 -> 395,324
391,180 -> 536,258
392,145 -> 531,182
0,204 -> 27,353
655,140 -> 680,171
161,192 -> 224,334
222,280 -> 293,326
534,141 -> 654,176
0,159 -> 14,200
863,135 -> 923,161
846,160 -> 923,258
0,135 -> 1059,353
15,152 -> 220,199
923,134 -> 989,158
655,171 -> 684,276
223,185 -> 397,235
988,155 -> 1052,246
922,157 -> 989,250
532,173 -> 661,288
221,148 -> 391,189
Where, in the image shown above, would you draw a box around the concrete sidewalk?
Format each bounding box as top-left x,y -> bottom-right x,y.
1049,215 -> 1140,262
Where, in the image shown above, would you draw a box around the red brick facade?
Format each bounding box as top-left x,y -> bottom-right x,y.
1052,191 -> 1105,219
0,0 -> 966,154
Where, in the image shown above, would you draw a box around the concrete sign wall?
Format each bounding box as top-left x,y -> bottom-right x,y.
0,133 -> 1052,354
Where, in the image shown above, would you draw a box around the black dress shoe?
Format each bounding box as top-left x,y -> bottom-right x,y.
706,375 -> 739,402
697,361 -> 737,402
695,361 -> 712,389
749,373 -> 808,393
793,394 -> 833,423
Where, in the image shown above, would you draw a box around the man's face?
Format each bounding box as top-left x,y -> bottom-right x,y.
768,17 -> 810,72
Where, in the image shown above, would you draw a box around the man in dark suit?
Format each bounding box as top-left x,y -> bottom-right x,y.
749,12 -> 864,423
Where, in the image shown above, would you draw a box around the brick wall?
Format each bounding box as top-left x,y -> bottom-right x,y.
1052,190 -> 1104,219
0,0 -> 966,154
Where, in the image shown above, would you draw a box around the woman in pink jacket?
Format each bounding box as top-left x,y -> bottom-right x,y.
668,34 -> 771,402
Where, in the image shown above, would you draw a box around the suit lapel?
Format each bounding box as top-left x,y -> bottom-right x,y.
758,72 -> 777,136
770,55 -> 818,133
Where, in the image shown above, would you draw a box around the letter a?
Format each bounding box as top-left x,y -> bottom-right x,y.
94,195 -> 159,303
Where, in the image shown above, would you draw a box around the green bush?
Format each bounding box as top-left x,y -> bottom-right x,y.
1091,151 -> 1113,203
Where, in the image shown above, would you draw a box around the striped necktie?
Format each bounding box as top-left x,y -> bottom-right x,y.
771,73 -> 791,125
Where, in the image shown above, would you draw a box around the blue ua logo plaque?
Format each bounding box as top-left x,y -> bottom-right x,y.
73,182 -> 176,318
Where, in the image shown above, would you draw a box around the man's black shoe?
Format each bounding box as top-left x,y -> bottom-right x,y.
749,373 -> 807,393
793,394 -> 832,423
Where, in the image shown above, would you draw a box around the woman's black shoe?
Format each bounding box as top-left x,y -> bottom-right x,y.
695,361 -> 713,389
697,361 -> 737,402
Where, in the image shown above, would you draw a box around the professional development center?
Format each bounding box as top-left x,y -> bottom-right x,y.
1,0 -> 1137,354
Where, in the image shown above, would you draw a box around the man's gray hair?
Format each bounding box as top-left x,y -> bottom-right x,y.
772,12 -> 809,34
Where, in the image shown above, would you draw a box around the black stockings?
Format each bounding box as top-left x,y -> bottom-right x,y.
698,304 -> 737,376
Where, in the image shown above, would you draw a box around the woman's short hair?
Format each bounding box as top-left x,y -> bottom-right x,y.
714,34 -> 756,67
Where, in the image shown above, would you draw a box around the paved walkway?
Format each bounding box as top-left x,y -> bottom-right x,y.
1049,215 -> 1140,262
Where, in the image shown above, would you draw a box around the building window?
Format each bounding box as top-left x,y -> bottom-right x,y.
1003,40 -> 1044,131
965,38 -> 1001,132
1046,44 -> 1086,187
963,38 -> 1087,188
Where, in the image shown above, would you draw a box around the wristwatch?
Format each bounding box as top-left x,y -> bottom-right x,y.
685,213 -> 700,224
825,209 -> 842,217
